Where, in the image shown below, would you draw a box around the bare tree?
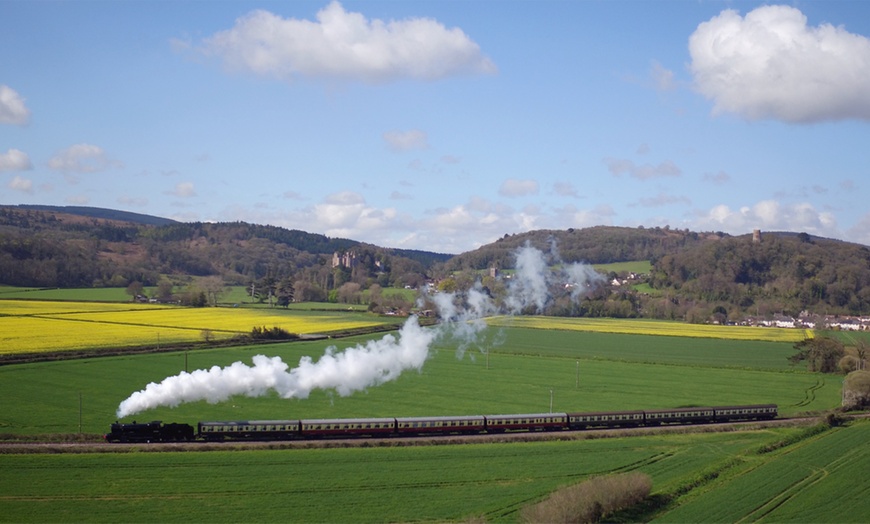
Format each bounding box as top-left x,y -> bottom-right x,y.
199,276 -> 226,307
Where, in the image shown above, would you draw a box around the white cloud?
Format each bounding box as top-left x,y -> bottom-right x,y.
702,171 -> 731,185
499,178 -> 539,197
167,182 -> 197,198
650,60 -> 676,91
118,196 -> 148,207
847,213 -> 870,246
65,195 -> 90,205
47,144 -> 120,173
553,181 -> 580,198
197,2 -> 496,84
634,193 -> 691,208
689,5 -> 870,123
383,129 -> 428,151
0,85 -> 30,125
0,149 -> 32,172
389,190 -> 413,200
695,200 -> 838,237
8,175 -> 33,194
604,158 -> 681,180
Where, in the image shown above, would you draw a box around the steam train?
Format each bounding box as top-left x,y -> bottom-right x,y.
105,404 -> 777,443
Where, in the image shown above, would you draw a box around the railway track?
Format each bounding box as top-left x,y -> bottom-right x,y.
0,416 -> 824,454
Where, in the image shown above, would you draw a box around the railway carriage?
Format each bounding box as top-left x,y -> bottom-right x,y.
396,415 -> 486,436
485,413 -> 568,433
644,407 -> 716,425
568,410 -> 645,430
198,420 -> 301,441
713,404 -> 778,422
300,417 -> 396,438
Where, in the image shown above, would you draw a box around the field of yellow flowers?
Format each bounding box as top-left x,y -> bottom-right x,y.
487,315 -> 811,342
0,300 -> 391,355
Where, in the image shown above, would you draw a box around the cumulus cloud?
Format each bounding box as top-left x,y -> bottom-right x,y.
195,1 -> 496,84
604,158 -> 681,179
499,178 -> 539,197
0,149 -> 32,172
8,175 -> 33,194
0,85 -> 30,125
696,199 -> 837,237
383,129 -> 428,151
47,144 -> 120,173
689,5 -> 870,123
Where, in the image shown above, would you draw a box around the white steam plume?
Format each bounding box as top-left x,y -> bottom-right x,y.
116,243 -> 603,418
506,242 -> 605,313
117,316 -> 434,418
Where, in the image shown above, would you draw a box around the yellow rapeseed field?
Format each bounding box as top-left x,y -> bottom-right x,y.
0,300 -> 389,355
487,315 -> 811,342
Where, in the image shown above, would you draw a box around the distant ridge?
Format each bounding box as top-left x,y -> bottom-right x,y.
9,205 -> 177,227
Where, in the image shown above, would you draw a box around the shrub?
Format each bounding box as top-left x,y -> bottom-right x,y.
843,370 -> 870,409
520,472 -> 652,524
249,326 -> 298,340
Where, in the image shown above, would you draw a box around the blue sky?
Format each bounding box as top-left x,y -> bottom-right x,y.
2,1 -> 869,254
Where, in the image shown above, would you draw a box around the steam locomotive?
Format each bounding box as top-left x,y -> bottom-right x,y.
105,404 -> 777,443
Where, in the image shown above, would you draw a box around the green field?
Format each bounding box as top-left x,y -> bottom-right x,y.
0,287 -> 862,523
654,420 -> 870,523
0,426 -> 811,523
0,326 -> 838,435
3,422 -> 865,523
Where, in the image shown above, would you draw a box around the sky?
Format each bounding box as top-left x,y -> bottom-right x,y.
1,0 -> 869,254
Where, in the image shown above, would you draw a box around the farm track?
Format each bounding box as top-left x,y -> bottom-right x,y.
793,378 -> 825,407
0,416 -> 824,454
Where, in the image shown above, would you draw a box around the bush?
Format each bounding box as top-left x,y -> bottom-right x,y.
520,472 -> 652,524
843,370 -> 870,409
249,326 -> 298,340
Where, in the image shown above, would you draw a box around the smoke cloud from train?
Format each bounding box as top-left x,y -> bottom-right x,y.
116,316 -> 435,418
116,243 -> 602,418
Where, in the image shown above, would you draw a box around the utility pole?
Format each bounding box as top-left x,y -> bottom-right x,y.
576,360 -> 580,389
78,392 -> 82,434
549,389 -> 554,413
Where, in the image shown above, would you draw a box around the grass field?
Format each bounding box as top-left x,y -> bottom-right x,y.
0,323 -> 838,435
0,426 -> 804,523
0,287 -> 861,523
654,420 -> 870,523
593,260 -> 652,274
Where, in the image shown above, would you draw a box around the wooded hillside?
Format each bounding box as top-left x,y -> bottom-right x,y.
3,205 -> 869,319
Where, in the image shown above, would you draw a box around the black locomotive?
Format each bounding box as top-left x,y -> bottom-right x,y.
105,404 -> 777,443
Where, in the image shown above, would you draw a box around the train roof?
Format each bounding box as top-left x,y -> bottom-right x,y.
396,415 -> 485,422
566,410 -> 645,416
485,413 -> 567,419
198,420 -> 299,425
301,417 -> 396,424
